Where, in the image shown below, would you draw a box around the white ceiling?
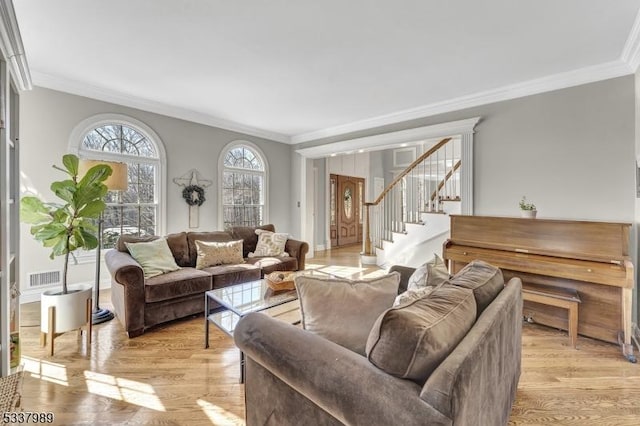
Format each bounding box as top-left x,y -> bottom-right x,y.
13,0 -> 640,144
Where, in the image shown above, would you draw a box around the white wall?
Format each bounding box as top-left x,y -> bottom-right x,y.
19,87 -> 293,301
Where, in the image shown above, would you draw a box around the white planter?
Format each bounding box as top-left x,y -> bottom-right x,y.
520,209 -> 537,219
40,283 -> 92,334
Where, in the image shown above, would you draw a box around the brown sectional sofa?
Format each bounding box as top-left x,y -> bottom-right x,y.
105,224 -> 308,337
235,261 -> 522,425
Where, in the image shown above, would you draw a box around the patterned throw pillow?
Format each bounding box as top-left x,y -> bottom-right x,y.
125,238 -> 181,278
195,240 -> 244,269
248,229 -> 289,257
393,286 -> 436,306
407,254 -> 449,291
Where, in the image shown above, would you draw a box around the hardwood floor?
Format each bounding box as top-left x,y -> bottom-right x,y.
16,245 -> 640,425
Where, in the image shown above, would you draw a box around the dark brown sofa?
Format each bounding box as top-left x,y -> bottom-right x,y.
235,261 -> 522,425
105,224 -> 308,337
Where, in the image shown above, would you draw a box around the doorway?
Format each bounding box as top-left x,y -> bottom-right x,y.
330,174 -> 365,248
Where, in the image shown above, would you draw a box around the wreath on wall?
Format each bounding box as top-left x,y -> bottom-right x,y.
182,185 -> 206,206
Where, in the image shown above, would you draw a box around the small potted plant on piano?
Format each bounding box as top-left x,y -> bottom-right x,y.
519,196 -> 537,218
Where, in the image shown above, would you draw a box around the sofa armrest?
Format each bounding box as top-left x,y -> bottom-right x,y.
285,238 -> 309,270
388,265 -> 416,293
234,313 -> 450,426
104,249 -> 146,337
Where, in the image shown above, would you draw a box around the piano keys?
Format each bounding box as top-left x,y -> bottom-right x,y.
442,215 -> 636,362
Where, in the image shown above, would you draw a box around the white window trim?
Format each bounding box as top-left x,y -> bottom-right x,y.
68,113 -> 167,261
218,140 -> 269,229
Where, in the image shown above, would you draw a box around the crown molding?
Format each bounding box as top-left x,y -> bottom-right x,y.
31,70 -> 290,143
0,0 -> 31,90
291,60 -> 632,144
296,117 -> 480,159
622,7 -> 640,72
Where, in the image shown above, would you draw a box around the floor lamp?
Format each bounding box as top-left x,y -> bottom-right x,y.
79,159 -> 128,325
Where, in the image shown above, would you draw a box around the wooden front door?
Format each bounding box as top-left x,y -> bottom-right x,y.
330,174 -> 365,247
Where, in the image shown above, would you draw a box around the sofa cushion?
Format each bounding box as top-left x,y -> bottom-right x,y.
125,238 -> 181,279
366,284 -> 476,383
202,264 -> 262,289
407,254 -> 450,291
231,224 -> 276,258
195,240 -> 244,269
187,231 -> 233,266
144,267 -> 212,303
295,272 -> 400,355
165,232 -> 191,267
448,260 -> 504,315
244,256 -> 298,275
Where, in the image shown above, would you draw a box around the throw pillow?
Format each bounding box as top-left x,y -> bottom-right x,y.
366,284 -> 476,383
125,238 -> 181,279
393,286 -> 436,306
294,272 -> 400,355
195,240 -> 244,269
248,229 -> 289,257
407,254 -> 450,291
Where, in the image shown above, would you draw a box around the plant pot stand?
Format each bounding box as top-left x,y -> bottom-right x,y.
40,298 -> 92,356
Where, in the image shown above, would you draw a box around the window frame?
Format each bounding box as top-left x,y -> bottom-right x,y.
218,140 -> 269,230
68,113 -> 167,261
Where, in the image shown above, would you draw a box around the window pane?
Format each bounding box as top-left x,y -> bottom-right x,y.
222,145 -> 265,227
80,122 -> 160,249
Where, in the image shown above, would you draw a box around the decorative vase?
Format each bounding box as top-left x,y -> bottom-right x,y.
40,283 -> 92,334
520,209 -> 537,219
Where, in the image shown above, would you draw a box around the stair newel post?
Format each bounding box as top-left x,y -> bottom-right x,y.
364,202 -> 372,255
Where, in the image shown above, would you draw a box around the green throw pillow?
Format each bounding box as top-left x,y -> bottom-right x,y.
125,238 -> 180,278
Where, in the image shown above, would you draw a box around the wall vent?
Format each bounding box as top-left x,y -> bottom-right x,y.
28,270 -> 61,288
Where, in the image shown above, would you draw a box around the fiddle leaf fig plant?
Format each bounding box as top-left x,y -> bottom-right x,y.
21,154 -> 112,294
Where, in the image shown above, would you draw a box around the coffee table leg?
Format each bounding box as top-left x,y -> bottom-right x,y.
204,293 -> 210,349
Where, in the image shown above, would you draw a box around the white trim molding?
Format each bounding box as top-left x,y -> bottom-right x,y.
68,113 -> 168,237
32,70 -> 289,143
460,132 -> 474,215
292,61 -> 631,144
622,7 -> 640,72
296,117 -> 481,159
0,0 -> 31,91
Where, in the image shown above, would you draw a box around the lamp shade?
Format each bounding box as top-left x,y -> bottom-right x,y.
78,159 -> 128,191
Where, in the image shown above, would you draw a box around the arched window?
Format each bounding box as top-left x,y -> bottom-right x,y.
70,114 -> 166,249
219,141 -> 268,229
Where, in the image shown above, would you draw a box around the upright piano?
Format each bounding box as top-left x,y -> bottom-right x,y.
442,215 -> 636,362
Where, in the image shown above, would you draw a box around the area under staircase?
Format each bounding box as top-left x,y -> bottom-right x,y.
363,137 -> 462,268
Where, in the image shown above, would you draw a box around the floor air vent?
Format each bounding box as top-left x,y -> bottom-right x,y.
28,270 -> 61,288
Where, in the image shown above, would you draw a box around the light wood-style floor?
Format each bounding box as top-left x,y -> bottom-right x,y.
16,245 -> 640,425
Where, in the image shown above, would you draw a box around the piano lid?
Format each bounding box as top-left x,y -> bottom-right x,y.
448,215 -> 631,264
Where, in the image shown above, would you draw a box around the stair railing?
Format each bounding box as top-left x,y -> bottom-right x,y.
364,137 -> 462,256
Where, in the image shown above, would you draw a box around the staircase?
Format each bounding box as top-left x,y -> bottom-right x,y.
363,137 -> 462,268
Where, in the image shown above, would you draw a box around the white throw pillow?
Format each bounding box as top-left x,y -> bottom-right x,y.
248,229 -> 289,257
407,254 -> 449,291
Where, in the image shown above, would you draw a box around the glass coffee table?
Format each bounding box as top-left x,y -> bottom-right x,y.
204,279 -> 300,382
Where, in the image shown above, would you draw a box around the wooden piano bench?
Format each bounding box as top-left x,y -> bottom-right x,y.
522,283 -> 581,348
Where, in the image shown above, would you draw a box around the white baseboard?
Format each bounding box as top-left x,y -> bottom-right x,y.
315,244 -> 327,251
